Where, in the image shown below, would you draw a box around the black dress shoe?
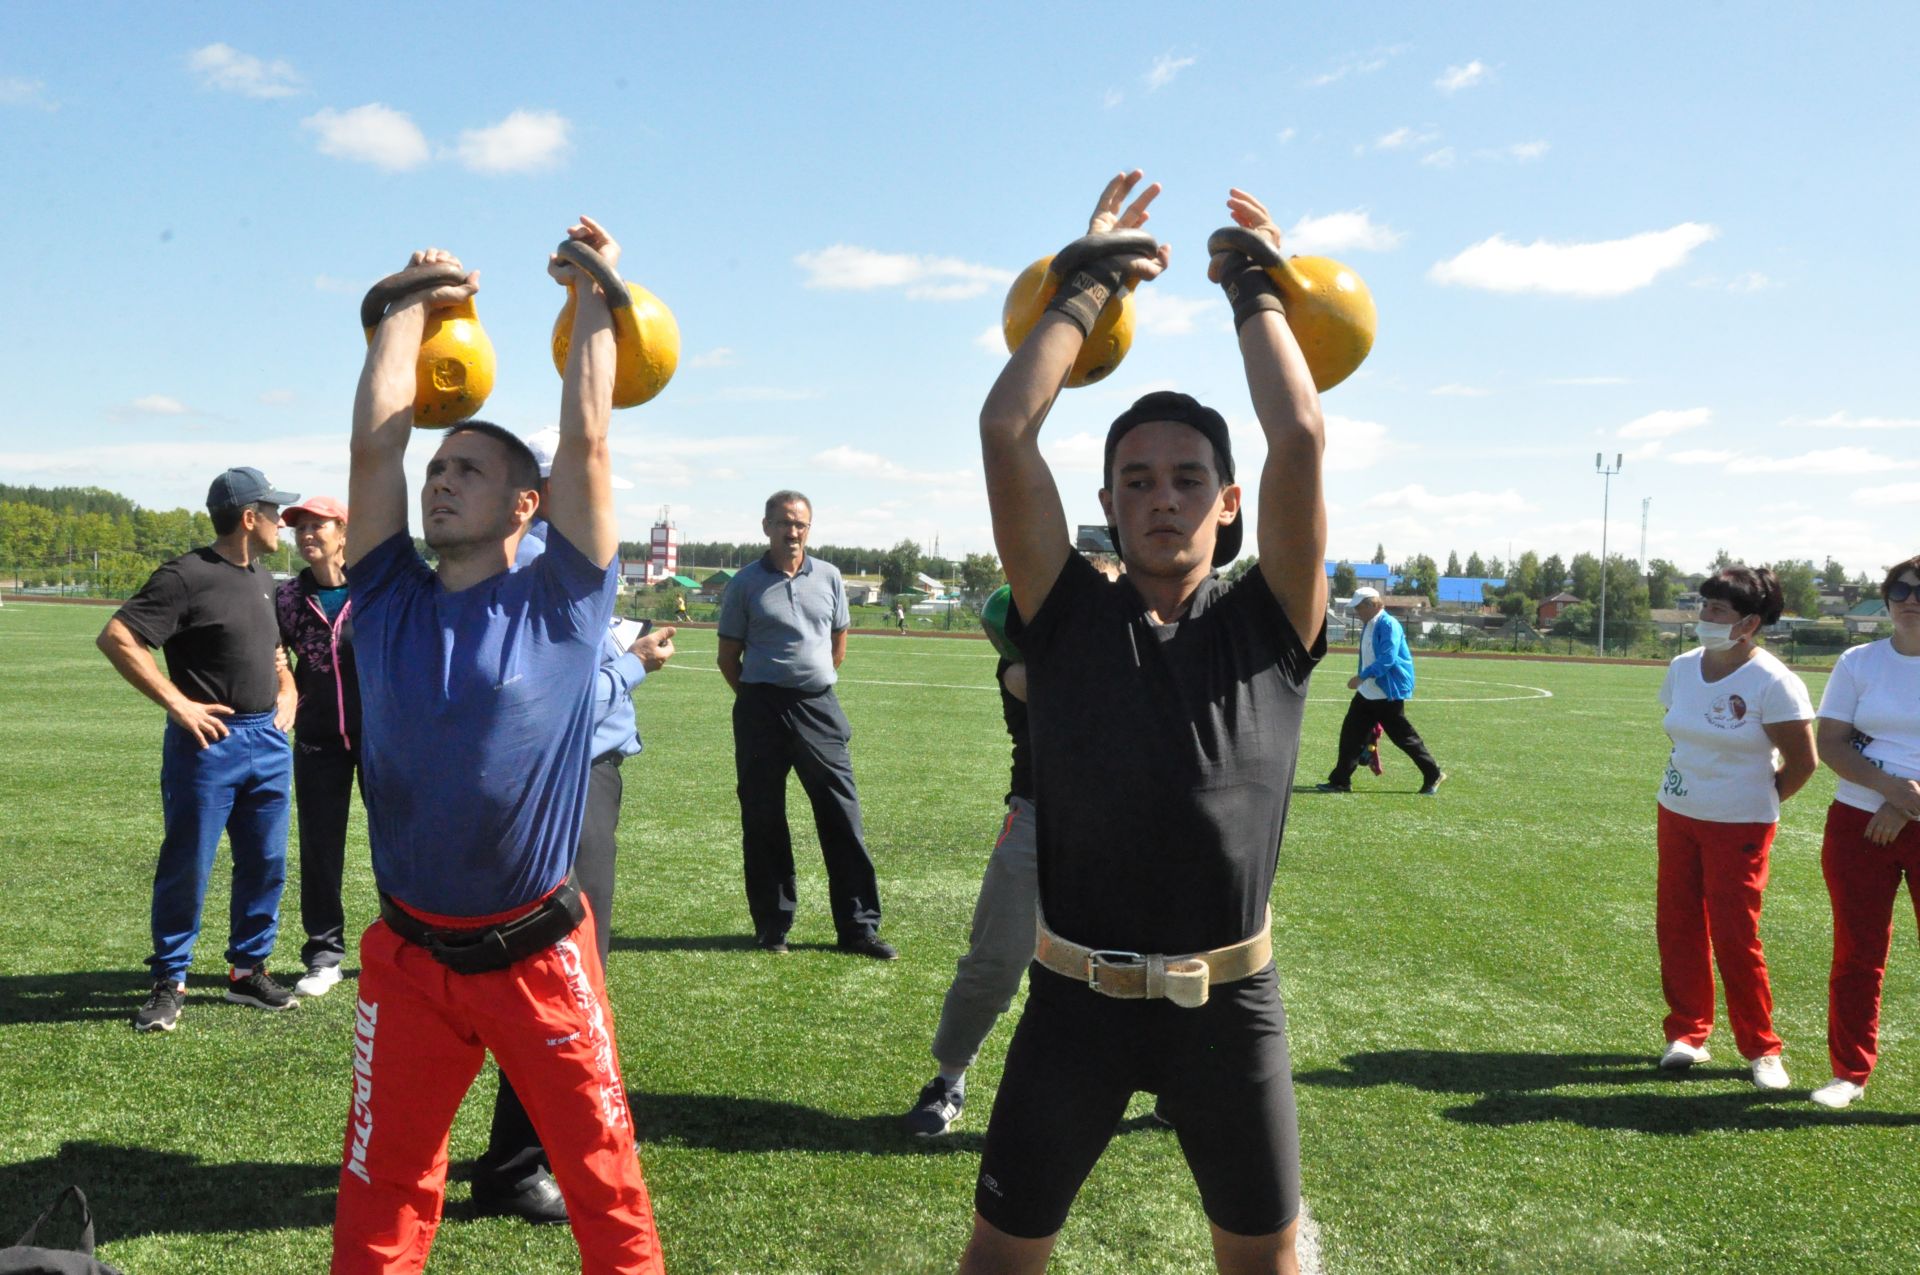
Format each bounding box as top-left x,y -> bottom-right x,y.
473,1168 -> 569,1225
838,934 -> 899,961
755,932 -> 789,954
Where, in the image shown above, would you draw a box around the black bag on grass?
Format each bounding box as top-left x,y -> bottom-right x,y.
0,1187 -> 124,1274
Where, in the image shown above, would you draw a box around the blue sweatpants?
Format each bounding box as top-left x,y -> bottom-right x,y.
149,711 -> 292,984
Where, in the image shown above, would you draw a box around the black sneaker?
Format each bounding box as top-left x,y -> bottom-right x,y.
838,934 -> 899,961
903,1076 -> 965,1136
472,1168 -> 569,1225
1313,782 -> 1352,794
134,980 -> 184,1033
1419,772 -> 1448,797
755,932 -> 790,954
225,966 -> 297,1011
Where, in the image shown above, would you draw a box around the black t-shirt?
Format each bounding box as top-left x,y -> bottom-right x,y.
1009,553 -> 1325,955
998,657 -> 1034,802
114,547 -> 282,714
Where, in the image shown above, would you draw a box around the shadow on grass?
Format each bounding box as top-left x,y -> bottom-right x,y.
609,933 -> 762,955
0,970 -> 151,1026
0,1141 -> 335,1240
628,1089 -> 988,1155
1296,1049 -> 1920,1134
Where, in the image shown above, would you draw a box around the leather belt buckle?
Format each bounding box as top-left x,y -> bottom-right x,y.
1085,948 -> 1143,995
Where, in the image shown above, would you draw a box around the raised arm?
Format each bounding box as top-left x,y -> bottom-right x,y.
545,215 -> 620,569
982,171 -> 1169,621
1209,190 -> 1328,647
349,250 -> 478,567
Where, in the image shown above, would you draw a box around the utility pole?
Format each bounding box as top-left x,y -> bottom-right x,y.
1640,497 -> 1652,591
1596,452 -> 1623,653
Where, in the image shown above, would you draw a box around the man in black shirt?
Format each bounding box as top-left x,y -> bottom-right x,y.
98,466 -> 302,1032
961,174 -> 1328,1275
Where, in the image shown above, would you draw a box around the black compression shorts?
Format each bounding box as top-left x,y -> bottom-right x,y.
974,962 -> 1301,1239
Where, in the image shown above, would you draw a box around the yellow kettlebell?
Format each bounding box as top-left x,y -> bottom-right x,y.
360,265 -> 497,427
1209,227 -> 1377,391
1001,256 -> 1137,388
550,240 -> 680,409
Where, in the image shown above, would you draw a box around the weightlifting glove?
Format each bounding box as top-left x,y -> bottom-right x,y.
1044,230 -> 1159,337
1207,227 -> 1287,332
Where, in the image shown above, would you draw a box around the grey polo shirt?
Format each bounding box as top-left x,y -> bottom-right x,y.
718,554 -> 851,692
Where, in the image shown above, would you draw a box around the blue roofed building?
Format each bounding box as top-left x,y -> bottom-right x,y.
1325,561 -> 1400,590
1436,576 -> 1507,609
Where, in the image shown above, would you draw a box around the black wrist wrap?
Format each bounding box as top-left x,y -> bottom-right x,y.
1221,260 -> 1286,331
1045,230 -> 1158,337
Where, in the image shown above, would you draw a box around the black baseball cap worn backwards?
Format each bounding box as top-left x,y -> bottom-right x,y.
206,466 -> 299,512
1102,390 -> 1241,568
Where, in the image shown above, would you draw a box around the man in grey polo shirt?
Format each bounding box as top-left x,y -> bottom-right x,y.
717,490 -> 894,960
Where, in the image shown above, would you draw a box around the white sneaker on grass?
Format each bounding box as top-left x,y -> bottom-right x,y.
1749,1054 -> 1790,1091
295,965 -> 343,998
1659,1040 -> 1710,1069
1810,1077 -> 1865,1109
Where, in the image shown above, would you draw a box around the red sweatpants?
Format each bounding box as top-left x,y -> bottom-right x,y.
1821,800 -> 1920,1086
1655,805 -> 1782,1059
330,909 -> 664,1274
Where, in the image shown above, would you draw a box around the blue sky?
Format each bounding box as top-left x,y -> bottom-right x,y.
3,3 -> 1915,577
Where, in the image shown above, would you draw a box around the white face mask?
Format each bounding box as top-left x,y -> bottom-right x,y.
1695,620 -> 1741,652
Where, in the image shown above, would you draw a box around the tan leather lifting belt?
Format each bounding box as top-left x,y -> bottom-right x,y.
1033,906 -> 1272,1009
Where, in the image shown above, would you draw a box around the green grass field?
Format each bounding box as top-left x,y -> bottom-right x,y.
3,600 -> 1917,1273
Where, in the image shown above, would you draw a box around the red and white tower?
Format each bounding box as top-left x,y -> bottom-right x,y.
648,507 -> 679,583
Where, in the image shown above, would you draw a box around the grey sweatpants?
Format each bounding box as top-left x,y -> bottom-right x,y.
931,796 -> 1038,1070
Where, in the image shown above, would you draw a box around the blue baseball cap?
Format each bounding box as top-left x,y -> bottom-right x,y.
206,466 -> 299,512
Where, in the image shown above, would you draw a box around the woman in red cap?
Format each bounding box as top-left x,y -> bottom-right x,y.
275,495 -> 362,998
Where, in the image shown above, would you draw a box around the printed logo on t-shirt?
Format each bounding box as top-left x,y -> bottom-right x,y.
1662,760 -> 1689,799
1704,693 -> 1750,730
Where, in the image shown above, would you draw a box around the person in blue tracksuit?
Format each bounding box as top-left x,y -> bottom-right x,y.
1318,587 -> 1445,795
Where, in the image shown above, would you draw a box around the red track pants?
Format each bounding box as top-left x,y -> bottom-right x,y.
330,909 -> 664,1274
1655,805 -> 1782,1059
1821,800 -> 1920,1086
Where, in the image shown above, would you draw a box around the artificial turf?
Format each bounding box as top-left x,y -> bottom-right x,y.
1,601 -> 1915,1273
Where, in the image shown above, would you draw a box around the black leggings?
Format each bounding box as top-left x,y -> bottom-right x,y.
292,737 -> 361,970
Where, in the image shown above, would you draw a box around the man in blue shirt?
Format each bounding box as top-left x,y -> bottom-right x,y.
717,491 -> 893,959
330,220 -> 664,1273
1316,586 -> 1445,795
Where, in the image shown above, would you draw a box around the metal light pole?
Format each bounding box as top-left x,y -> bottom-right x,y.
1595,452 -> 1623,653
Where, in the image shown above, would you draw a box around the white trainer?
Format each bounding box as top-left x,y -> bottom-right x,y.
1810,1077 -> 1865,1109
1749,1054 -> 1790,1091
1659,1040 -> 1711,1069
294,965 -> 343,998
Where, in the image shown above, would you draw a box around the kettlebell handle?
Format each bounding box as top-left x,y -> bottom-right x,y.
554,240 -> 633,312
360,263 -> 471,334
1206,226 -> 1309,292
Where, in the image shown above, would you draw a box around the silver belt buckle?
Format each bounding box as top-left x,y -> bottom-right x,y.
1085,948 -> 1143,994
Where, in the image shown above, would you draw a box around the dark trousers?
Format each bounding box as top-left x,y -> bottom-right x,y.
480,754 -> 624,1189
1328,694 -> 1440,786
732,683 -> 882,943
293,736 -> 361,971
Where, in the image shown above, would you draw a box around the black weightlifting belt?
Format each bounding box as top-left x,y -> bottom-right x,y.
379,873 -> 586,975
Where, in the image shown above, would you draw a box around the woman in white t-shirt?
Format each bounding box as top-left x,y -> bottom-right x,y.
1655,566 -> 1816,1091
1808,554 -> 1920,1110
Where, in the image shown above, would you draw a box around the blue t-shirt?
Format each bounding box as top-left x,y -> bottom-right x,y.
347,528 -> 615,916
716,555 -> 850,691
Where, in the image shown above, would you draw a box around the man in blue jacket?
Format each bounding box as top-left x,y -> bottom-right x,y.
1318,587 -> 1445,795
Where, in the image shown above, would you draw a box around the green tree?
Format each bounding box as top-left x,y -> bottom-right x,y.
1484,555 -> 1505,579
1710,547 -> 1737,572
1569,552 -> 1602,602
1821,558 -> 1847,589
1498,592 -> 1533,619
1464,551 -> 1487,578
1395,554 -> 1439,602
1647,558 -> 1682,609
1332,561 -> 1358,597
1445,550 -> 1462,577
878,539 -> 922,594
1223,556 -> 1260,584
1550,601 -> 1595,638
1371,543 -> 1387,565
959,552 -> 1003,600
1537,553 -> 1566,598
1769,558 -> 1820,617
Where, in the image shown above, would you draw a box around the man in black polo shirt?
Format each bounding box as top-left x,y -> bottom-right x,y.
960,174 -> 1328,1275
98,466 -> 302,1032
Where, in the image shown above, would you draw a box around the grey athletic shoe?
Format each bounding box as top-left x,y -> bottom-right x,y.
903,1076 -> 965,1136
224,966 -> 297,1011
134,980 -> 184,1032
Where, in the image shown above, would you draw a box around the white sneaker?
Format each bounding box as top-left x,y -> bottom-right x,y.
1749,1054 -> 1790,1091
294,965 -> 343,998
1810,1077 -> 1865,1109
1659,1040 -> 1711,1069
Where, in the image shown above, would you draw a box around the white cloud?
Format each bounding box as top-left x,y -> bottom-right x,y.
1727,446 -> 1918,475
187,43 -> 303,98
1619,407 -> 1711,439
793,244 -> 1013,300
1307,45 -> 1406,88
1040,430 -> 1106,476
811,445 -> 970,485
1727,270 -> 1771,292
713,386 -> 823,403
1430,384 -> 1491,398
1622,440 -> 1664,462
975,324 -> 1007,354
687,347 -> 737,369
1362,483 -> 1536,514
1793,410 -> 1920,431
258,389 -> 296,405
1276,127 -> 1297,144
1436,60 -> 1488,93
1420,147 -> 1456,168
302,103 -> 430,171
1373,126 -> 1438,151
1145,54 -> 1197,90
1324,414 -> 1403,473
0,76 -> 54,110
1545,375 -> 1628,386
313,274 -> 361,294
454,109 -> 571,175
1507,140 -> 1550,161
128,394 -> 189,416
1668,448 -> 1737,465
1103,88 -> 1124,109
1428,223 -> 1718,297
609,473 -> 635,490
1857,482 -> 1920,507
1286,210 -> 1404,254
1131,292 -> 1218,336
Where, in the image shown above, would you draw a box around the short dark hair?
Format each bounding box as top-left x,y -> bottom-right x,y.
1881,554 -> 1920,603
445,420 -> 541,493
765,490 -> 812,521
1700,566 -> 1785,626
210,501 -> 270,537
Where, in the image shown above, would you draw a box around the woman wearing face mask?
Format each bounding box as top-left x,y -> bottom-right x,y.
273,496 -> 362,999
1808,554 -> 1920,1109
1654,566 -> 1817,1089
